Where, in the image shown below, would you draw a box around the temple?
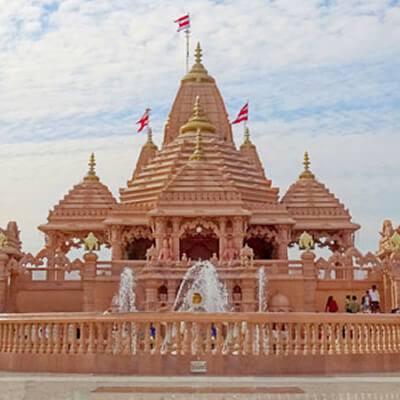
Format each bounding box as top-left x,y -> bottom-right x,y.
2,43 -> 400,316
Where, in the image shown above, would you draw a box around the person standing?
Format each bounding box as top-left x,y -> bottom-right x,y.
349,296 -> 360,313
361,290 -> 371,313
325,296 -> 338,312
369,285 -> 381,313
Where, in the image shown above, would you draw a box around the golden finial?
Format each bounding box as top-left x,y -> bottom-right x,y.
240,126 -> 255,150
180,96 -> 216,134
144,126 -> 157,149
190,129 -> 206,161
195,42 -> 202,64
299,151 -> 315,180
84,153 -> 99,182
182,42 -> 214,83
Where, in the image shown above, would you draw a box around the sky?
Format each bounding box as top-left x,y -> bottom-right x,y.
0,0 -> 399,257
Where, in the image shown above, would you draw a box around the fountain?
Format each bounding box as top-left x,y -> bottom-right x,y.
258,266 -> 268,312
118,267 -> 137,313
173,260 -> 228,312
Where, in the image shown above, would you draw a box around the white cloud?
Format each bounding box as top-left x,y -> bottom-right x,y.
0,0 -> 399,257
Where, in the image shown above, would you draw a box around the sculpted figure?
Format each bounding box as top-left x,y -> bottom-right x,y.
84,232 -> 99,252
0,232 -> 8,249
240,244 -> 254,267
146,244 -> 157,264
299,231 -> 314,250
222,236 -> 238,261
158,236 -> 173,261
377,220 -> 395,260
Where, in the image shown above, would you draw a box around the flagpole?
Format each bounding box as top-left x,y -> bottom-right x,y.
185,27 -> 190,73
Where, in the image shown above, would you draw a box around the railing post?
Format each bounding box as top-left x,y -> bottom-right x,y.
301,251 -> 317,311
82,252 -> 98,312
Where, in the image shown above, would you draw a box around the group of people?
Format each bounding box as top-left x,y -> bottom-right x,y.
325,285 -> 381,313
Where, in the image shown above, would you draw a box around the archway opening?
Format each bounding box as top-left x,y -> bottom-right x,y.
244,238 -> 275,260
180,233 -> 219,261
126,238 -> 155,260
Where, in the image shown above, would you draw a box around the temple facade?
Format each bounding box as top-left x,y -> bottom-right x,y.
4,43 -> 399,315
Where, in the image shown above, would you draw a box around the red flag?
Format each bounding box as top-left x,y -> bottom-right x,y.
136,108 -> 150,132
174,14 -> 190,32
232,103 -> 248,124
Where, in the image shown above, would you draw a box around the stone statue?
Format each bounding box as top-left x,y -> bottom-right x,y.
222,236 -> 238,261
377,220 -> 395,260
0,232 -> 8,249
390,232 -> 400,253
240,244 -> 254,267
145,244 -> 157,264
299,231 -> 314,250
158,236 -> 173,261
83,232 -> 99,252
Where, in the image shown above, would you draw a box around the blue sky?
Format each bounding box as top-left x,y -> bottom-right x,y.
0,0 -> 399,255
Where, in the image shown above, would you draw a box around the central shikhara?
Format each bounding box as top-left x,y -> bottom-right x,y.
5,43 -> 399,315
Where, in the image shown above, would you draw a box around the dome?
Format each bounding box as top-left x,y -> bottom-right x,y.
269,293 -> 291,312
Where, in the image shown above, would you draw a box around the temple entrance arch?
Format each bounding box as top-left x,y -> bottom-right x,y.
245,225 -> 279,260
179,220 -> 220,260
244,237 -> 275,260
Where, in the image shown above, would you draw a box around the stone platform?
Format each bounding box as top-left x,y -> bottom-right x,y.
0,374 -> 400,399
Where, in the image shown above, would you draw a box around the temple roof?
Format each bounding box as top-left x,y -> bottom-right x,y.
119,96 -> 289,223
163,43 -> 233,146
281,152 -> 360,231
39,154 -> 117,232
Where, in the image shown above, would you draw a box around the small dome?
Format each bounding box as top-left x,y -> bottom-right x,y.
269,293 -> 291,311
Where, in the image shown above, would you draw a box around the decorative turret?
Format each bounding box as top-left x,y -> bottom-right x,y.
84,153 -> 99,182
190,129 -> 206,161
163,43 -> 233,145
181,43 -> 215,84
239,126 -> 265,176
281,152 -> 360,251
180,96 -> 215,134
240,126 -> 255,150
299,151 -> 315,180
130,126 -> 158,181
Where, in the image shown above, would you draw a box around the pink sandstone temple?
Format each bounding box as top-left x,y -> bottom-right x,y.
0,43 -> 399,316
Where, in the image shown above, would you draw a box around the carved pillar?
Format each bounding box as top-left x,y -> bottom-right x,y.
241,278 -> 256,312
82,252 -> 98,312
343,231 -> 354,249
0,252 -> 8,312
167,280 -> 178,308
301,251 -> 317,312
172,218 -> 181,260
46,232 -> 57,281
111,226 -> 123,260
277,225 -> 290,260
233,217 -> 244,253
219,217 -> 227,259
145,279 -> 159,311
153,218 -> 165,256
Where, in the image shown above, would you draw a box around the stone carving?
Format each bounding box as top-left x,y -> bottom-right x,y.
240,244 -> 254,267
84,232 -> 99,252
0,232 -> 8,248
158,236 -> 173,261
299,231 -> 314,250
222,236 -> 238,261
390,232 -> 400,252
145,245 -> 157,264
376,220 -> 400,260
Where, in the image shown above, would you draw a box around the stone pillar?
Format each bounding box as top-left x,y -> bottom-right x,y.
172,218 -> 181,260
277,226 -> 289,260
233,217 -> 244,254
46,233 -> 57,281
153,218 -> 165,256
0,252 -> 8,312
167,280 -> 178,308
219,217 -> 226,259
111,226 -> 123,260
82,252 -> 98,312
301,251 -> 317,312
145,279 -> 159,311
241,279 -> 256,312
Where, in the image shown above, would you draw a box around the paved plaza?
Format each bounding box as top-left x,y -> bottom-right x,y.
0,374 -> 400,400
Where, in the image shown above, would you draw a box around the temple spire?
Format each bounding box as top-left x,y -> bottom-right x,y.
144,126 -> 157,149
181,42 -> 214,83
190,129 -> 206,161
84,153 -> 99,182
240,126 -> 255,149
299,151 -> 315,180
180,96 -> 216,134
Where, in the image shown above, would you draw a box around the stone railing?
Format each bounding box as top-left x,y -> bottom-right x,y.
1,312 -> 400,358
1,312 -> 400,374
